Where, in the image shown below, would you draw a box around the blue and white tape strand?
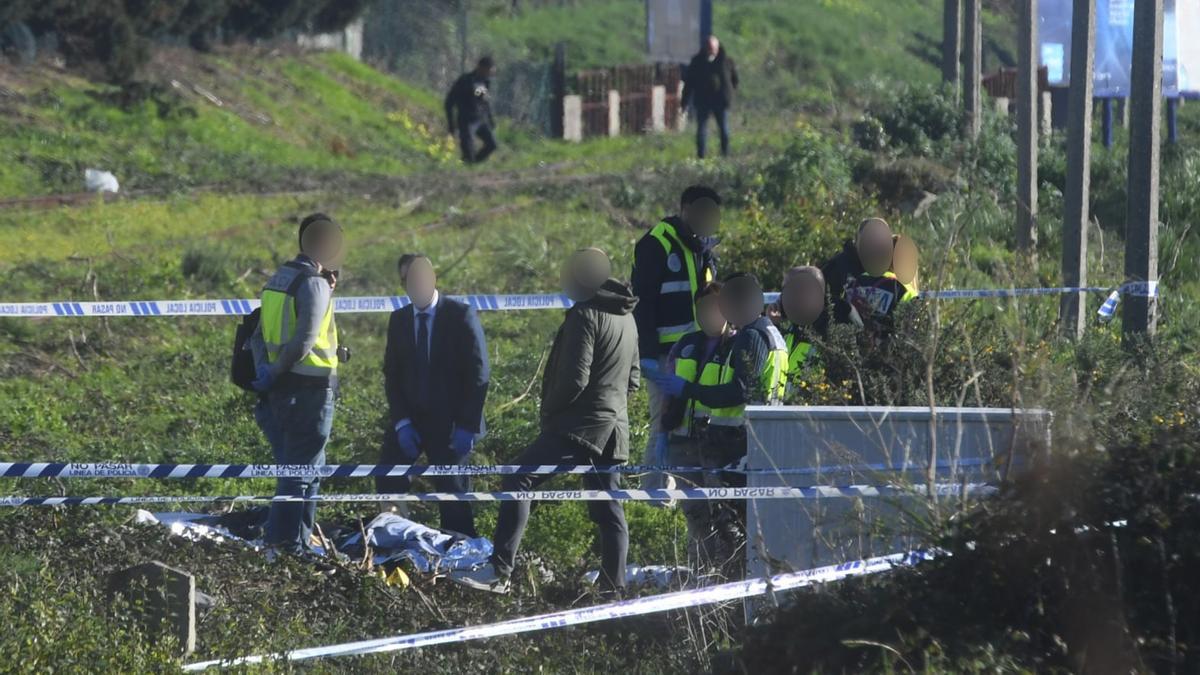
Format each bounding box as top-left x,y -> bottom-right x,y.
0,294 -> 572,318
0,458 -> 995,479
0,283 -> 1158,319
181,549 -> 937,670
0,484 -> 997,507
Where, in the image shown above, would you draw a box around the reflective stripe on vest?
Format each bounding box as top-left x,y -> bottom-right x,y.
647,221 -> 713,344
707,326 -> 788,426
260,264 -> 338,378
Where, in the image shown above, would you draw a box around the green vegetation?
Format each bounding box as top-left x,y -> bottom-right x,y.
0,50 -> 451,199
2,2 -> 1200,671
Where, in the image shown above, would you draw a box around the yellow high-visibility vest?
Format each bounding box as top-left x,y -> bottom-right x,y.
707,325 -> 788,427
647,220 -> 715,345
260,262 -> 338,378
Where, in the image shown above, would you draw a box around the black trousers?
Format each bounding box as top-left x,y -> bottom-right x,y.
458,119 -> 497,163
490,432 -> 628,589
377,423 -> 477,538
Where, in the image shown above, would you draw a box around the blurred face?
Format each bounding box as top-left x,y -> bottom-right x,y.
696,294 -> 727,338
403,257 -> 437,308
891,235 -> 920,287
781,270 -> 826,327
561,248 -> 612,302
706,35 -> 720,56
719,276 -> 764,328
682,197 -> 721,237
300,220 -> 344,270
856,218 -> 894,276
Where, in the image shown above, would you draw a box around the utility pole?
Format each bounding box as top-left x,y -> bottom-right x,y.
1015,0 -> 1038,258
1060,0 -> 1094,339
1123,0 -> 1163,341
942,0 -> 962,88
962,0 -> 982,140
458,0 -> 469,74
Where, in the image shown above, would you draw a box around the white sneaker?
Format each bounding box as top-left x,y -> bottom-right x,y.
449,564 -> 510,594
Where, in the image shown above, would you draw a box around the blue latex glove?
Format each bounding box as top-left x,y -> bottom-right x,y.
251,365 -> 275,393
451,427 -> 475,460
650,371 -> 688,397
395,424 -> 422,462
639,358 -> 660,378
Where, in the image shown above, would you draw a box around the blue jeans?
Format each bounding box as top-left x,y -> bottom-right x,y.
263,386 -> 334,552
695,104 -> 730,158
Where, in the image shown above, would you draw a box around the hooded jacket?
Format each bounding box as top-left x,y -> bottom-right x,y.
682,47 -> 739,110
540,279 -> 641,460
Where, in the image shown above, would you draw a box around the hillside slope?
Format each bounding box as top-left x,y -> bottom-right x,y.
0,47 -> 449,199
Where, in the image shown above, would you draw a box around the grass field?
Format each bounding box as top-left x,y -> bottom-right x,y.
3,3 -> 1200,669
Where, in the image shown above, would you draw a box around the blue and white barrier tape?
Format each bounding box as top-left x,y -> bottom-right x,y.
182,549 -> 937,670
0,282 -> 1158,319
0,458 -> 995,479
0,294 -> 572,318
0,484 -> 997,507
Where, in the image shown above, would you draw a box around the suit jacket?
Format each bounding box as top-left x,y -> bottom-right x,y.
383,295 -> 490,444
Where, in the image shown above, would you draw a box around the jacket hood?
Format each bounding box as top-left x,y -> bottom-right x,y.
584,278 -> 638,315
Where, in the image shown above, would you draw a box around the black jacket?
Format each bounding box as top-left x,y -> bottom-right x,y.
445,71 -> 494,129
630,216 -> 718,359
819,239 -> 865,328
540,279 -> 640,460
682,47 -> 739,110
383,295 -> 490,445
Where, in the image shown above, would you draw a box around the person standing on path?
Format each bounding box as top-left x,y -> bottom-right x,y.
682,35 -> 739,158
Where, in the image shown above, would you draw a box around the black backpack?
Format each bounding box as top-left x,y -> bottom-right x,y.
231,307 -> 262,393
232,264 -> 322,392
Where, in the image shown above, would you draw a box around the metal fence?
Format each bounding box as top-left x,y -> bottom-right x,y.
572,63 -> 681,138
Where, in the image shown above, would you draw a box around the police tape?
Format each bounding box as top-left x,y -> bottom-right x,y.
0,458 -> 995,479
181,549 -> 937,670
0,294 -> 570,318
0,282 -> 1159,318
0,484 -> 997,507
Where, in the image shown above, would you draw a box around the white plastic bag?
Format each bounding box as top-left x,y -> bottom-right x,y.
84,169 -> 119,193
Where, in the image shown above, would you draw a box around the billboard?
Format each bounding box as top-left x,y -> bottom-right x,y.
646,0 -> 702,63
1039,0 -> 1197,96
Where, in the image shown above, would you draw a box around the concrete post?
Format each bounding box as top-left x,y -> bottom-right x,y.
607,89 -> 620,138
942,0 -> 962,88
1123,0 -> 1162,341
1016,0 -> 1039,257
651,85 -> 667,132
676,80 -> 687,131
962,0 -> 982,140
1061,0 -> 1094,339
1040,91 -> 1053,138
562,95 -> 583,142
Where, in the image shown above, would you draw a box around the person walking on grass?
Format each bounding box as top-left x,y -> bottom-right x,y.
445,56 -> 499,164
452,248 -> 640,595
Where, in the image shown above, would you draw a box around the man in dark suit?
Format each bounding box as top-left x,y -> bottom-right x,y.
379,253 -> 490,537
